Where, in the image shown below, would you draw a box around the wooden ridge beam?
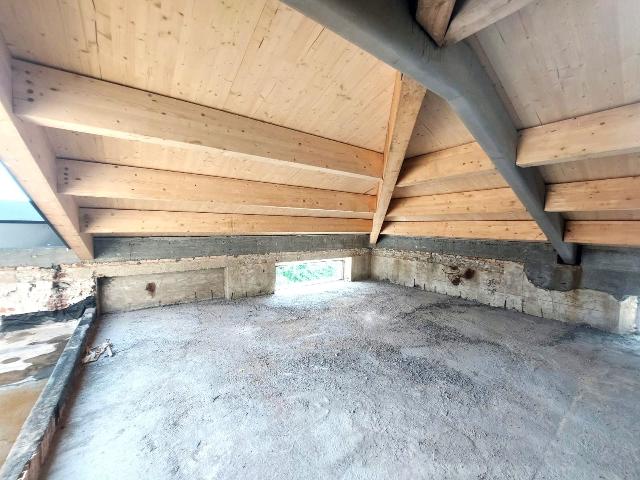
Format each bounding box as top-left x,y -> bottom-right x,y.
58,159 -> 376,217
11,59 -> 383,180
80,209 -> 372,236
565,221 -> 640,247
370,72 -> 426,243
546,176 -> 640,213
381,220 -> 545,242
416,0 -> 456,46
518,103 -> 640,168
0,35 -> 92,259
443,0 -> 536,46
386,187 -> 529,221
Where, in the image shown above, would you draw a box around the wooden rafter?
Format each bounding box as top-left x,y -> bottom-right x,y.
0,35 -> 93,259
81,209 -> 372,236
382,221 -> 545,242
370,72 -> 426,243
565,221 -> 640,247
386,187 -> 530,221
546,176 -> 640,213
397,143 -> 494,188
517,102 -> 640,168
443,0 -> 537,45
11,59 -> 383,180
58,159 -> 376,218
416,0 -> 457,46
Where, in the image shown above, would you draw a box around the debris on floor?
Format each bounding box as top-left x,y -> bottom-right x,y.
82,340 -> 114,364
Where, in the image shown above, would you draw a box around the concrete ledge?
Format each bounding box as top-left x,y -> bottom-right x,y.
0,307 -> 98,480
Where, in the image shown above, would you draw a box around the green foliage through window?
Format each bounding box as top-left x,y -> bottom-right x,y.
276,260 -> 344,289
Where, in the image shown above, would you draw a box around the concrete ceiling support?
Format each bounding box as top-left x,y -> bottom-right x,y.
281,0 -> 578,264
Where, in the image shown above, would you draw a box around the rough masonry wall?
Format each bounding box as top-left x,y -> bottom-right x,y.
0,235 -> 371,317
371,248 -> 638,334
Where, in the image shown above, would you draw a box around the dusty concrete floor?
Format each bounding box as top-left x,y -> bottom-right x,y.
44,281 -> 640,479
0,320 -> 78,464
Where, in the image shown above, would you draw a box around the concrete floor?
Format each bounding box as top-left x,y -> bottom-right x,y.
44,281 -> 640,479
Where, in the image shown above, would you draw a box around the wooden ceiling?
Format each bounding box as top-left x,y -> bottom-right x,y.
0,0 -> 639,260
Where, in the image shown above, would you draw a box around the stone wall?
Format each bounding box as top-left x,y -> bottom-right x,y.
371,248 -> 638,334
0,238 -> 370,317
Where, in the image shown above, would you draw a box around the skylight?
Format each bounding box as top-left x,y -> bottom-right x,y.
0,162 -> 43,222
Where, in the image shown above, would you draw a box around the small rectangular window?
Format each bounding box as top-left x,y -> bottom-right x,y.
276,259 -> 345,290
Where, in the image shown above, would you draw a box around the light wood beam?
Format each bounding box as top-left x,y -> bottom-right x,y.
80,209 -> 372,236
386,187 -> 529,221
382,220 -> 545,242
565,221 -> 640,247
11,59 -> 383,180
394,149 -> 506,196
58,159 -> 375,217
546,176 -> 640,213
443,0 -> 536,45
370,72 -> 426,243
0,36 -> 92,259
518,102 -> 640,168
416,0 -> 457,46
396,142 -> 503,189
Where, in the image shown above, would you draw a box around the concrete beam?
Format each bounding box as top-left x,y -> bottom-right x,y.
280,0 -> 578,264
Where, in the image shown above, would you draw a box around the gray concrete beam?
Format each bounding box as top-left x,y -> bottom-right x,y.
281,0 -> 578,264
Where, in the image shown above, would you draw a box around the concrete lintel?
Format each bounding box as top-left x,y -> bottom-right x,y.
280,0 -> 577,264
93,235 -> 370,262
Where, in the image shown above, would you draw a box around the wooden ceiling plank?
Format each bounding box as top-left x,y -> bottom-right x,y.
443,0 -> 537,45
0,35 -> 92,259
11,59 -> 383,180
80,209 -> 372,236
517,102 -> 640,168
416,0 -> 457,46
370,72 -> 426,243
58,159 -> 375,216
565,221 -> 640,247
386,187 -> 529,221
546,176 -> 640,213
381,220 -> 546,242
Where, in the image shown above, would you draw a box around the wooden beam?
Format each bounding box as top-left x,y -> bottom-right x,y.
546,176 -> 640,213
416,0 -> 456,46
0,35 -> 92,259
74,197 -> 373,219
396,142 -> 499,187
381,220 -> 546,241
394,143 -> 506,197
518,103 -> 640,168
11,59 -> 383,180
58,159 -> 375,217
80,209 -> 372,236
370,72 -> 426,243
443,0 -> 536,45
565,221 -> 640,247
386,187 -> 529,221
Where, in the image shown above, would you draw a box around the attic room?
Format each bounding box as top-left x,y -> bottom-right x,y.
1,0 -> 639,478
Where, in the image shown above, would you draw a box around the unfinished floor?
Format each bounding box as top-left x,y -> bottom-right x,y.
44,281 -> 640,479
